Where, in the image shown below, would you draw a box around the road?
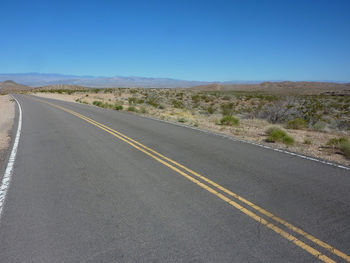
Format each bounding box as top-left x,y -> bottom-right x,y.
0,94 -> 349,262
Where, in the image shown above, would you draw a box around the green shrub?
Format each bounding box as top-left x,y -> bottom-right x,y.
327,137 -> 350,158
303,138 -> 312,145
266,127 -> 294,145
128,106 -> 137,112
266,127 -> 286,142
114,104 -> 123,110
191,95 -> 200,103
340,141 -> 350,159
146,97 -> 160,108
283,135 -> 295,145
327,137 -> 348,147
178,118 -> 187,123
172,99 -> 184,109
101,102 -> 113,108
221,103 -> 235,116
128,97 -> 137,104
93,101 -> 103,107
287,118 -> 307,130
207,106 -> 215,114
220,115 -> 239,126
93,101 -> 114,109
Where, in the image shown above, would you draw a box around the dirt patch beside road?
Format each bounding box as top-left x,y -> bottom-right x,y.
0,95 -> 15,170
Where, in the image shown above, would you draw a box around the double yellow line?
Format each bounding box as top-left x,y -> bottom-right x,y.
36,97 -> 349,263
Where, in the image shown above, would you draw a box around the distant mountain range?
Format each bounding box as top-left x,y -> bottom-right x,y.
0,73 -> 347,89
0,73 -> 213,88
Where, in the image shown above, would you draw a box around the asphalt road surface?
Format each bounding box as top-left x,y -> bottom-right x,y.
0,94 -> 349,262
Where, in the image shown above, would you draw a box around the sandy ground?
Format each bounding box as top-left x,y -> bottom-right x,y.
0,95 -> 15,167
33,92 -> 350,167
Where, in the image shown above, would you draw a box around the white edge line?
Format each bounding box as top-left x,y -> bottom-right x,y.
0,95 -> 22,218
144,115 -> 350,171
33,95 -> 350,171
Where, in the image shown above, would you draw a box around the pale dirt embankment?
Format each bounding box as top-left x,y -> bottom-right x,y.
0,95 -> 15,169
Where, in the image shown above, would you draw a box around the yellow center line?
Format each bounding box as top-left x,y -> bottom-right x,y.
34,97 -> 350,262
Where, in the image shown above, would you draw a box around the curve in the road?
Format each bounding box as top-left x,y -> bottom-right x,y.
34,97 -> 350,263
0,96 -> 22,219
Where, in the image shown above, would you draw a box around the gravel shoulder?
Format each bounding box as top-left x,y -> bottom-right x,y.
0,95 -> 15,173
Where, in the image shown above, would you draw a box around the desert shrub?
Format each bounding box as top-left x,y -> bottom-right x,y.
222,95 -> 231,100
128,97 -> 137,104
137,99 -> 145,104
312,120 -> 327,131
327,137 -> 348,147
220,115 -> 239,126
327,137 -> 350,158
340,142 -> 350,159
93,101 -> 103,107
103,103 -> 113,108
283,135 -> 295,145
258,97 -> 298,124
207,106 -> 215,114
287,118 -> 307,130
172,99 -> 184,109
93,101 -> 113,108
114,103 -> 123,110
139,106 -> 147,113
335,120 -> 350,131
266,127 -> 294,145
303,138 -> 312,145
128,106 -> 137,112
103,88 -> 114,93
157,103 -> 165,109
178,118 -> 187,123
221,103 -> 235,116
191,95 -> 200,103
146,96 -> 160,108
176,92 -> 184,100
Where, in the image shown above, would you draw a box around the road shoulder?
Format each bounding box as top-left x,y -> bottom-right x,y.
0,95 -> 15,178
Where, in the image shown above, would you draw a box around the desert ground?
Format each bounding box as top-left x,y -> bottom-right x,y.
0,95 -> 15,168
31,87 -> 350,167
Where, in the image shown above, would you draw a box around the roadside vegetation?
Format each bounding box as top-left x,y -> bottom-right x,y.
30,86 -> 350,165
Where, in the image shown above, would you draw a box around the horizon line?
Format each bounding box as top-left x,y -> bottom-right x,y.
0,72 -> 349,83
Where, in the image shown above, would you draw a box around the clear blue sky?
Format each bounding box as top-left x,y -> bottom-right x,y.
1,0 -> 349,81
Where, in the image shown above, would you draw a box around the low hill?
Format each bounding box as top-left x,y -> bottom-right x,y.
0,80 -> 32,94
191,81 -> 350,95
0,73 -> 208,88
33,84 -> 91,92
